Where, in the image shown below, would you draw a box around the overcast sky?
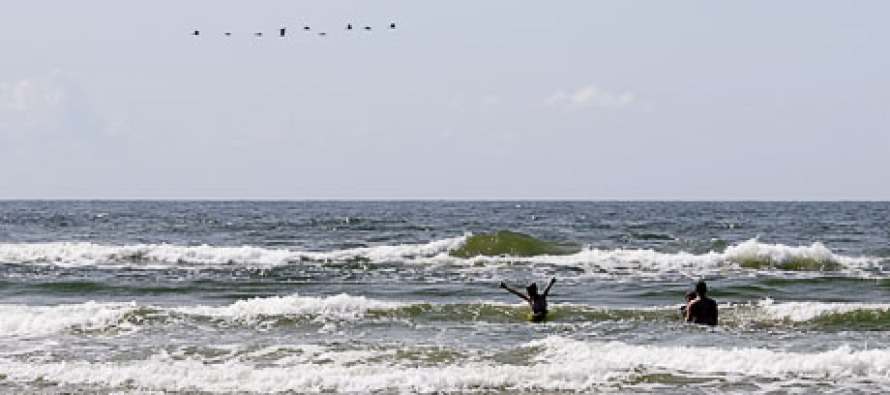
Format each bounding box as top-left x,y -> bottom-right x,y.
1,1 -> 888,200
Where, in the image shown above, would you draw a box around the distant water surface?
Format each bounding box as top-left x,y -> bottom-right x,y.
1,201 -> 889,393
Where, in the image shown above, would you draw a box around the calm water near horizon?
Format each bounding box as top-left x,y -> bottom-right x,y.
1,201 -> 890,393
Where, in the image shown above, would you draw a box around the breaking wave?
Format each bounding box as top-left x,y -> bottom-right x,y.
2,337 -> 890,393
173,293 -> 405,323
0,236 -> 468,268
0,237 -> 882,276
0,301 -> 142,337
7,294 -> 890,338
736,298 -> 890,327
0,294 -> 405,338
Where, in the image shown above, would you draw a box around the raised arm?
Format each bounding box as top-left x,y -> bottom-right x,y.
541,277 -> 557,297
500,281 -> 529,302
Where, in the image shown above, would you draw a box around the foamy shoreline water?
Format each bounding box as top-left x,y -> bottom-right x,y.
4,294 -> 889,338
3,336 -> 890,393
2,201 -> 889,393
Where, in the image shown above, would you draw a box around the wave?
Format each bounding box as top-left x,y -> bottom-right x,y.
2,337 -> 890,392
738,298 -> 890,326
173,293 -> 405,323
0,294 -> 405,337
0,236 -> 467,268
0,301 -> 142,337
461,238 -> 881,276
7,294 -> 890,338
449,231 -> 580,258
0,237 -> 882,279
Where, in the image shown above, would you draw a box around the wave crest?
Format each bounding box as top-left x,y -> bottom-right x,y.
0,301 -> 141,337
3,338 -> 890,392
0,237 -> 467,268
174,293 -> 404,323
0,237 -> 882,278
0,294 -> 405,337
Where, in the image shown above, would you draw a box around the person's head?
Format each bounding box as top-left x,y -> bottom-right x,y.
685,290 -> 697,302
526,282 -> 539,297
695,281 -> 708,297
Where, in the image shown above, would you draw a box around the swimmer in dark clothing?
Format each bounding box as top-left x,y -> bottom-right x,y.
500,277 -> 556,322
686,280 -> 718,326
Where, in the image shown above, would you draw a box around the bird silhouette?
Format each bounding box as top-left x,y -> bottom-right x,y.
190,21 -> 399,40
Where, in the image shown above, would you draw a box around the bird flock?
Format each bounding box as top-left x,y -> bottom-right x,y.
192,22 -> 396,38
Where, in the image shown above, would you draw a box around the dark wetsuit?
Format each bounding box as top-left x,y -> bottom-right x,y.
529,296 -> 548,322
687,297 -> 718,326
501,278 -> 556,323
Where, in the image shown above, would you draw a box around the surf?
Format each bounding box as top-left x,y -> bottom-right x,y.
3,337 -> 890,393
0,235 -> 884,278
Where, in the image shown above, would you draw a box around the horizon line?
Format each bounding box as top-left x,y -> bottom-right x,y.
0,198 -> 887,203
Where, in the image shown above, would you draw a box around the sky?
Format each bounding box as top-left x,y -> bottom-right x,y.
1,1 -> 888,200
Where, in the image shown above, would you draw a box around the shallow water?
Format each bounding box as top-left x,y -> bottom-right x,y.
1,201 -> 889,393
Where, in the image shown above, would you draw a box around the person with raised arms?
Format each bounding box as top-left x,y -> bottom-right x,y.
500,277 -> 557,322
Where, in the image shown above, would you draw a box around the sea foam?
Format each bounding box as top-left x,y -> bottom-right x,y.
0,301 -> 139,337
0,237 -> 881,278
755,298 -> 890,322
174,293 -> 404,322
0,294 -> 404,337
435,238 -> 881,277
0,236 -> 466,268
5,295 -> 890,339
2,338 -> 889,393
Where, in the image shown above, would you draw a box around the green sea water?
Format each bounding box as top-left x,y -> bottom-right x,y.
0,201 -> 889,393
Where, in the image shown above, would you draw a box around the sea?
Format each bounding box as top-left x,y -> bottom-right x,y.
1,201 -> 889,394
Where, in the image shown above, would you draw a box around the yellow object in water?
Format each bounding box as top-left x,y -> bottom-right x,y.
527,312 -> 547,322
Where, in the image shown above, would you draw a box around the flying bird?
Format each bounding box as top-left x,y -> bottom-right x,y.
191,20 -> 397,40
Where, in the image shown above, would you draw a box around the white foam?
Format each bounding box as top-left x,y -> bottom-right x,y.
0,301 -> 138,337
531,336 -> 890,383
2,338 -> 890,392
723,239 -> 854,266
300,236 -> 467,263
0,300 -> 452,341
0,237 -> 881,278
0,293 -> 404,338
174,293 -> 405,322
754,298 -> 890,322
428,238 -> 882,278
0,236 -> 467,268
0,242 -> 299,268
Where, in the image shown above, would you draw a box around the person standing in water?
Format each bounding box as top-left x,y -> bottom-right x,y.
500,277 -> 557,322
686,280 -> 718,326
